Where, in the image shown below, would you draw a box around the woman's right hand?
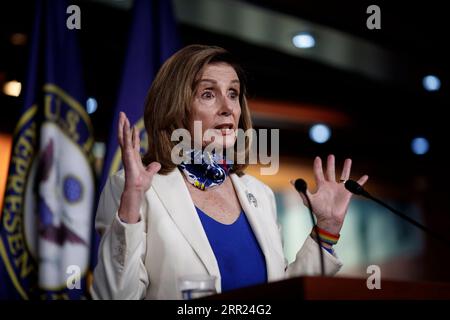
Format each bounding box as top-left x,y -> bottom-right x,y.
117,112 -> 161,223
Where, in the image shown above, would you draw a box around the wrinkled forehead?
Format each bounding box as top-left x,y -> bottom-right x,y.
195,62 -> 240,86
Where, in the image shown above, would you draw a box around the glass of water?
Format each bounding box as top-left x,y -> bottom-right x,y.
178,274 -> 217,300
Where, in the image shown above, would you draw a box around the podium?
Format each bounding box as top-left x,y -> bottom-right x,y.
206,276 -> 450,300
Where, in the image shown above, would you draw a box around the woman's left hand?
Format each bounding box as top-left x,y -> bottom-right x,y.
299,155 -> 368,235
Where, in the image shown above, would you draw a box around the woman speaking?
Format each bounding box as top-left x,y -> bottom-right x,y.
91,44 -> 368,300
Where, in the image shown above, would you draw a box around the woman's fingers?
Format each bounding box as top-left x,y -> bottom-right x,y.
119,111 -> 140,154
357,175 -> 369,186
118,112 -> 125,147
313,156 -> 325,186
123,115 -> 131,151
340,158 -> 352,181
120,113 -> 139,168
131,126 -> 135,149
132,126 -> 140,153
326,154 -> 336,182
146,162 -> 161,176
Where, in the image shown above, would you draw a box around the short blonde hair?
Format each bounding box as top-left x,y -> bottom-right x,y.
142,44 -> 252,176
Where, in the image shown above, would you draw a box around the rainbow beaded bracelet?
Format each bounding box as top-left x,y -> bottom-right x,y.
311,226 -> 340,246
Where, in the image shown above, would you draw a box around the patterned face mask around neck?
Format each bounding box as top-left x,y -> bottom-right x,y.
178,149 -> 233,191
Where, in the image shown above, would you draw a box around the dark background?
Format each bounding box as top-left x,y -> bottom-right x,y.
1,0 -> 449,282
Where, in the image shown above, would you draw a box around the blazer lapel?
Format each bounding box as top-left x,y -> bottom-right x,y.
151,169 -> 221,282
230,174 -> 279,281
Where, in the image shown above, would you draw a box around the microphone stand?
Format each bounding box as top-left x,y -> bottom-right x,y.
345,180 -> 450,247
294,179 -> 325,276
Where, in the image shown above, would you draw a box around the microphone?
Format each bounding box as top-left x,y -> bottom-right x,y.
294,179 -> 307,194
293,178 -> 325,276
345,180 -> 450,247
344,179 -> 370,197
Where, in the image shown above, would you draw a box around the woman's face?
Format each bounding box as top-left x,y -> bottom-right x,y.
190,62 -> 241,150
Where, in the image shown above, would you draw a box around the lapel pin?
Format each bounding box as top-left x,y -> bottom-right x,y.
246,191 -> 258,208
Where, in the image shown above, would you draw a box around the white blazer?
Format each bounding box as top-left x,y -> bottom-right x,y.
91,169 -> 342,300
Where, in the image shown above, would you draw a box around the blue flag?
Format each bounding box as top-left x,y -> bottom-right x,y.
100,0 -> 180,189
0,0 -> 95,299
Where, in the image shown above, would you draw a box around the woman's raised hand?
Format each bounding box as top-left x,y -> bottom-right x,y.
300,155 -> 368,235
117,112 -> 161,223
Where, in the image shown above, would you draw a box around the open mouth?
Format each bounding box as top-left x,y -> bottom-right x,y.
213,123 -> 235,136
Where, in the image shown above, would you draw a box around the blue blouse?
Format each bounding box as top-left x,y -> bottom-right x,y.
195,206 -> 268,292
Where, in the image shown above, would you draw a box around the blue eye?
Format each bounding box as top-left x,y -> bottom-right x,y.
229,90 -> 239,99
201,91 -> 214,99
